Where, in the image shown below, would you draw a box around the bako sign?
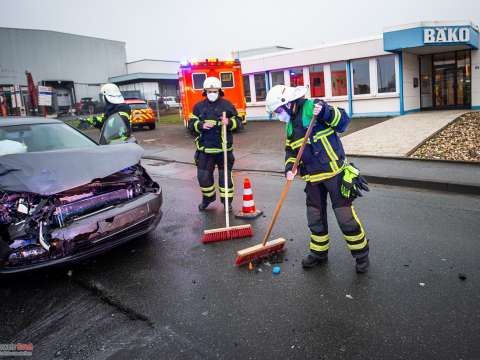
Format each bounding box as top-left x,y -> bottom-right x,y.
424,27 -> 470,44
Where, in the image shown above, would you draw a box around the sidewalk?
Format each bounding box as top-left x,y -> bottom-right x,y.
342,110 -> 468,157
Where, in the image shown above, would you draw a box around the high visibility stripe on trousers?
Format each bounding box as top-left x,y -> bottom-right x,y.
219,187 -> 234,198
309,233 -> 329,254
200,185 -> 216,198
343,206 -> 368,251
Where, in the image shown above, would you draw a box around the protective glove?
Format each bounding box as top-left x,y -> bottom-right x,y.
341,163 -> 369,200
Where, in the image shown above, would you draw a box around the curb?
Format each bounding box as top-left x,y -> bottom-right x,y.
364,175 -> 480,196
142,156 -> 480,196
347,153 -> 480,166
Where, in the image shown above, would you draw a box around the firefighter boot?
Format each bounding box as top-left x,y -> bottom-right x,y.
302,253 -> 328,269
198,198 -> 215,211
355,254 -> 370,274
221,199 -> 233,213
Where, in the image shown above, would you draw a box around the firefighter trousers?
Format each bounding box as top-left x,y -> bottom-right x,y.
195,151 -> 234,203
305,172 -> 369,260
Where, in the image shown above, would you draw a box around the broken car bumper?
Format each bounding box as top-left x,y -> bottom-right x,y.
1,190 -> 162,274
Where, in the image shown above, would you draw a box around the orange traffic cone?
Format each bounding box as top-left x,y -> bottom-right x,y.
235,177 -> 263,219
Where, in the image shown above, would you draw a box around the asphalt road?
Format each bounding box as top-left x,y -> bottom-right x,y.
1,160 -> 479,360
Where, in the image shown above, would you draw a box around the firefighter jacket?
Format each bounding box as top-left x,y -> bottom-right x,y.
188,97 -> 242,154
285,98 -> 351,182
87,103 -> 132,130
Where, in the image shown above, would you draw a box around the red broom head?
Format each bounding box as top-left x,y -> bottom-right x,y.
202,225 -> 253,244
235,240 -> 286,266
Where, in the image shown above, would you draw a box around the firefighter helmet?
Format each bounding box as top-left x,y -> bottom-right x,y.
265,85 -> 308,113
203,77 -> 222,90
101,83 -> 124,104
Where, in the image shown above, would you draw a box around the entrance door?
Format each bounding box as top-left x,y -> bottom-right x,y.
434,65 -> 456,108
420,50 -> 471,109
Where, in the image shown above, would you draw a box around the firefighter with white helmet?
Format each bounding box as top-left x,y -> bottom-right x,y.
86,83 -> 131,131
266,84 -> 370,273
188,76 -> 242,211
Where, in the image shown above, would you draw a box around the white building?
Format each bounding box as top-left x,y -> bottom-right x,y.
109,59 -> 180,101
241,21 -> 479,119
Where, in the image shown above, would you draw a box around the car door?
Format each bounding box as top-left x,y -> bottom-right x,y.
98,113 -> 137,145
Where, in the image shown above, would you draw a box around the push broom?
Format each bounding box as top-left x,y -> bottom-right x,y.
235,113 -> 317,266
201,112 -> 253,243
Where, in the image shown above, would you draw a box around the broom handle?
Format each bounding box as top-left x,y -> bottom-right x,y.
261,114 -> 317,246
222,112 -> 229,229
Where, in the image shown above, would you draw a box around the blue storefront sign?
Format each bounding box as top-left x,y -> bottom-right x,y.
383,23 -> 479,52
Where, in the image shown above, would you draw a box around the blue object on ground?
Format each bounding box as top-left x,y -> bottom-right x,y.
272,266 -> 281,274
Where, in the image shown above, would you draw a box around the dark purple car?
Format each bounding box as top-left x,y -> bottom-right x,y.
0,116 -> 162,273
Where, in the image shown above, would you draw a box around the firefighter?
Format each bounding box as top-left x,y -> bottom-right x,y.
265,85 -> 370,273
188,76 -> 242,211
85,83 -> 131,132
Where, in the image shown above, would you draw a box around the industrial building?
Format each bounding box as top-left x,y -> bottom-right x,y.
241,21 -> 480,119
0,27 -> 180,115
0,27 -> 127,115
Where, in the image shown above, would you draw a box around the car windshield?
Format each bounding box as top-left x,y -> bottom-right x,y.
0,123 -> 97,155
129,103 -> 148,110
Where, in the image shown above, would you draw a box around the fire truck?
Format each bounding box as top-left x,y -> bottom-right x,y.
178,58 -> 247,128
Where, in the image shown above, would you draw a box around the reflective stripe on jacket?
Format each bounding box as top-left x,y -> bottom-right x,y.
285,98 -> 351,182
187,97 -> 242,153
86,103 -> 132,130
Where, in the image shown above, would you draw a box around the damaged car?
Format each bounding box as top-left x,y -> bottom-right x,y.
0,115 -> 162,273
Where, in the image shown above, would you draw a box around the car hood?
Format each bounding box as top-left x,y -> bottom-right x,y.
0,143 -> 144,195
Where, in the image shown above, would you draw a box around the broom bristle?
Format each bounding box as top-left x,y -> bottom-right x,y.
235,238 -> 286,266
202,225 -> 253,243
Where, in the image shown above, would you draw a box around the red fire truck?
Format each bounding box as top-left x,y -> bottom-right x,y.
178,58 -> 247,128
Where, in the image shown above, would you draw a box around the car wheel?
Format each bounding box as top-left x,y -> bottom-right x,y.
148,123 -> 156,130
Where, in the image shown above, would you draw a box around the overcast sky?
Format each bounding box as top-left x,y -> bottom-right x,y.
1,0 -> 479,62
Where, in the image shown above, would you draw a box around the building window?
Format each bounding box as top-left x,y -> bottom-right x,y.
220,72 -> 234,88
377,55 -> 396,93
192,73 -> 206,90
289,68 -> 304,86
352,59 -> 370,95
254,73 -> 266,102
243,75 -> 251,103
271,71 -> 284,86
330,62 -> 347,96
309,64 -> 324,97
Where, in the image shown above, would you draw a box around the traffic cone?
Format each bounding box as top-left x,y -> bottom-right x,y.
235,177 -> 263,219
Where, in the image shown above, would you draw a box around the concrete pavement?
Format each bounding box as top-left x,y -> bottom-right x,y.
341,110 -> 468,157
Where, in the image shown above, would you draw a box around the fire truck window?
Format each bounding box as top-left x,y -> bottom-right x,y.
220,72 -> 234,88
192,73 -> 207,90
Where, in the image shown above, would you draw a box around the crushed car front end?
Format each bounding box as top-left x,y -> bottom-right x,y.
0,143 -> 162,274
